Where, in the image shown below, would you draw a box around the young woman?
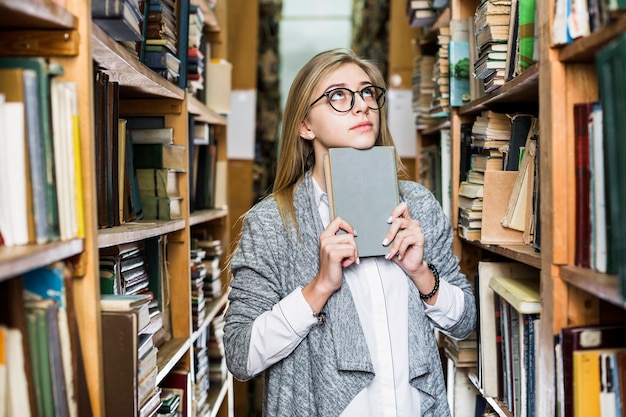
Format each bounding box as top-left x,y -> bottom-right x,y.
223,48 -> 476,417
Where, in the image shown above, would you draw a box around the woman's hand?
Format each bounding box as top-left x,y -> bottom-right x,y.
302,216 -> 358,313
383,202 -> 438,303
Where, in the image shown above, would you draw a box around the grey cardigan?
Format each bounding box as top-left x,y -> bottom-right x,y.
224,171 -> 476,417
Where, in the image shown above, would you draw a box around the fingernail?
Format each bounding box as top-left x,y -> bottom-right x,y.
385,252 -> 392,260
397,253 -> 402,260
382,238 -> 389,246
386,216 -> 393,224
356,257 -> 360,265
354,230 -> 358,237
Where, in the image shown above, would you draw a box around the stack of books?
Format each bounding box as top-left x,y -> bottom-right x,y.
100,241 -> 151,296
412,54 -> 438,128
444,331 -> 478,367
129,125 -> 185,220
92,0 -> 143,50
140,0 -> 179,82
457,181 -> 483,241
193,331 -> 211,416
208,314 -> 227,385
187,3 -> 206,98
190,248 -> 208,331
197,239 -> 224,301
473,0 -> 512,87
430,26 -> 451,118
407,0 -> 438,27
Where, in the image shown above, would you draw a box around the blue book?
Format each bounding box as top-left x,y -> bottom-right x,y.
448,40 -> 470,107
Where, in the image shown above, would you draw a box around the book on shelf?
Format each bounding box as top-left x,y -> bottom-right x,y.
505,113 -> 535,171
480,171 -> 524,244
516,0 -> 537,74
1,325 -> 33,417
501,130 -> 538,233
488,274 -> 540,314
129,127 -> 174,144
22,262 -> 82,417
476,261 -> 538,399
0,58 -> 63,242
134,143 -> 186,171
140,196 -> 183,220
573,102 -> 593,268
595,33 -> 626,297
588,102 -> 607,273
160,368 -> 192,417
458,181 -> 484,199
323,146 -> 399,257
136,168 -> 181,198
92,0 -> 143,42
555,324 -> 626,417
470,149 -> 503,173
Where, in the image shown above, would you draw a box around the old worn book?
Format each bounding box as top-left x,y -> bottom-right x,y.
480,171 -> 524,244
133,143 -> 185,171
488,275 -> 540,314
324,146 -> 399,257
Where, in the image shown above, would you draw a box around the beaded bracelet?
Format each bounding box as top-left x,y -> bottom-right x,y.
419,263 -> 440,300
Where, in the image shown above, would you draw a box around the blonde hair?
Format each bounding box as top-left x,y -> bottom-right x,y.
272,48 -> 403,229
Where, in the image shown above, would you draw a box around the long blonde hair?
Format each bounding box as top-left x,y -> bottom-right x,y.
272,48 -> 403,228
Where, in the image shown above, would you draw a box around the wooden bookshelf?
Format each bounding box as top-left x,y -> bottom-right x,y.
409,1 -> 626,416
0,0 -> 233,416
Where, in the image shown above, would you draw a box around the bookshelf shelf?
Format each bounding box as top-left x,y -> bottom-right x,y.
470,241 -> 542,270
188,95 -> 227,125
0,0 -> 77,29
91,23 -> 184,100
97,220 -> 186,249
419,119 -> 450,135
156,337 -> 191,384
0,239 -> 84,281
559,14 -> 626,63
560,265 -> 626,309
458,64 -> 539,117
189,208 -> 229,226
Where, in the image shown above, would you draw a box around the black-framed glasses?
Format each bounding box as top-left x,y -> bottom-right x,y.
308,86 -> 387,113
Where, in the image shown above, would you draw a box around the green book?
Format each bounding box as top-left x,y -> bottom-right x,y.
323,146 -> 399,257
596,34 -> 626,298
133,143 -> 185,171
516,0 -> 536,72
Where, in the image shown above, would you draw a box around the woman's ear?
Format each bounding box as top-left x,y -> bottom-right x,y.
300,122 -> 315,140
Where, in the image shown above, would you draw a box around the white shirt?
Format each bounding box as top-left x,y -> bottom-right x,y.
246,179 -> 465,416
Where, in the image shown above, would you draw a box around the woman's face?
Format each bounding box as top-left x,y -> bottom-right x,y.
301,63 -> 381,154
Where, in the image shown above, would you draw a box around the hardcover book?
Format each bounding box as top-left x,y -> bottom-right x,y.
324,146 -> 399,257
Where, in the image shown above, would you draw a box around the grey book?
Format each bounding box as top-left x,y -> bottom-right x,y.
324,146 -> 400,257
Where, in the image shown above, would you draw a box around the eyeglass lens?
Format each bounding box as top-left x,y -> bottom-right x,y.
327,87 -> 385,112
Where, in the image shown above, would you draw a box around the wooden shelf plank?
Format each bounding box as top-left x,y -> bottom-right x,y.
188,95 -> 227,125
459,64 -> 539,116
464,240 -> 542,269
91,23 -> 184,100
189,208 -> 229,226
0,0 -> 76,29
560,265 -> 626,309
97,220 -> 186,249
156,337 -> 190,384
559,14 -> 626,62
0,239 -> 83,281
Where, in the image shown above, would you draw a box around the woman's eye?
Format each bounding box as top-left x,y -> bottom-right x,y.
328,89 -> 347,101
362,87 -> 375,98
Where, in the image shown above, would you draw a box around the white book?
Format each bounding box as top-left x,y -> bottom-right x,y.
599,351 -> 617,417
1,100 -> 29,245
4,326 -> 32,417
589,103 -> 607,273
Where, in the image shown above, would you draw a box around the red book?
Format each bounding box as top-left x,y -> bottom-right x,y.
574,102 -> 593,268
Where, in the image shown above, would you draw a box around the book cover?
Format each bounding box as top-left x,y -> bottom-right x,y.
488,274 -> 540,314
136,168 -> 180,198
129,127 -> 174,144
588,102 -> 607,273
449,40 -> 470,107
133,143 -> 186,171
101,310 -> 139,416
324,146 -> 399,257
573,102 -> 593,268
596,33 -> 626,297
481,171 -> 524,244
573,349 -> 601,417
